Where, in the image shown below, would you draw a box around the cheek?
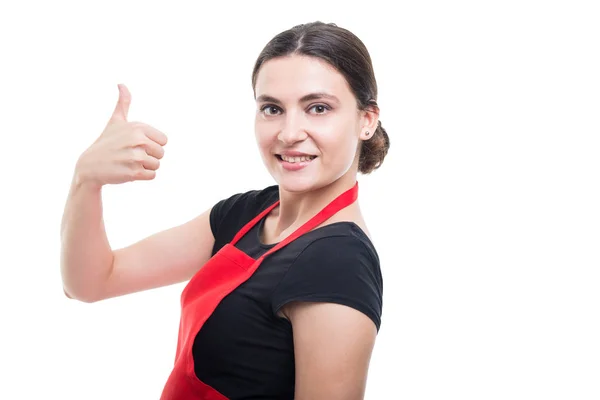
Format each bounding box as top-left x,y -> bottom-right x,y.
254,119 -> 273,148
320,124 -> 359,161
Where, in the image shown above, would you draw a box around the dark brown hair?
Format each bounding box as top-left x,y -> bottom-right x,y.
251,21 -> 390,174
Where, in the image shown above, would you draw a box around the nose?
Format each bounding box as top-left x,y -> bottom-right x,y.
277,111 -> 308,145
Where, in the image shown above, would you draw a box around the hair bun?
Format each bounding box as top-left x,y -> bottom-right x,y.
359,121 -> 390,174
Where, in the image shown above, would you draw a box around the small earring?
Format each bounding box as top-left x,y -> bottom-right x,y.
365,131 -> 370,136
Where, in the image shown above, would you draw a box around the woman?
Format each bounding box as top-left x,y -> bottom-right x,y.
61,21 -> 390,399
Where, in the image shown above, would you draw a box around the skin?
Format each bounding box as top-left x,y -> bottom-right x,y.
253,54 -> 380,399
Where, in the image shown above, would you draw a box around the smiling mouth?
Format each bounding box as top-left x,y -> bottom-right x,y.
276,154 -> 318,163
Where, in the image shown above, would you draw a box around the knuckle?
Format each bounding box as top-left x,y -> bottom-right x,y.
144,170 -> 156,180
126,167 -> 138,180
128,147 -> 144,162
132,167 -> 147,180
129,121 -> 145,129
132,129 -> 147,143
134,169 -> 145,179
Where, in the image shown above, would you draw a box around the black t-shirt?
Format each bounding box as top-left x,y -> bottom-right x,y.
192,185 -> 383,399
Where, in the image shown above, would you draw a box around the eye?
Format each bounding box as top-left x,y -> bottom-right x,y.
308,104 -> 331,115
260,104 -> 282,116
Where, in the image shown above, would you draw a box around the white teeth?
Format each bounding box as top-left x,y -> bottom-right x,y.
280,155 -> 315,163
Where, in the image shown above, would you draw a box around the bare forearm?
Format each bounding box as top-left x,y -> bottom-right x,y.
60,167 -> 113,302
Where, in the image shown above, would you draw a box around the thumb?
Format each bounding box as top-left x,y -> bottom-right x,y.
110,83 -> 131,123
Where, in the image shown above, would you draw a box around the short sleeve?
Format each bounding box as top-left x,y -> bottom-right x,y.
209,192 -> 244,239
271,235 -> 383,331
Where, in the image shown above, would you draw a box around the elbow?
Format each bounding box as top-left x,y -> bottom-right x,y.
62,285 -> 103,303
61,264 -> 110,304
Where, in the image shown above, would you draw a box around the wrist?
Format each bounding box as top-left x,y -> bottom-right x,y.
73,161 -> 103,193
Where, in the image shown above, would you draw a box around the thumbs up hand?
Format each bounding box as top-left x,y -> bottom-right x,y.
76,84 -> 169,188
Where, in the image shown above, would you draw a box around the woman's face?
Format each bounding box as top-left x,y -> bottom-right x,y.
254,55 -> 373,193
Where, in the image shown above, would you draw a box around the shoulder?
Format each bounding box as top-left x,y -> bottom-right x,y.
296,230 -> 382,298
302,224 -> 379,268
272,228 -> 383,331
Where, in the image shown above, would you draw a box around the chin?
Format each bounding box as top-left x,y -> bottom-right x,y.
272,172 -> 348,195
273,175 -> 321,193
266,158 -> 351,194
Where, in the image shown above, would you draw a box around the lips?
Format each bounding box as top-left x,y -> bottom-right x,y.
275,154 -> 317,171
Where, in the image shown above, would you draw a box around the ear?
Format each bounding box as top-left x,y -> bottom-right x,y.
359,104 -> 380,141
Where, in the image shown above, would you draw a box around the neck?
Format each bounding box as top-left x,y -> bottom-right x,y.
273,173 -> 357,236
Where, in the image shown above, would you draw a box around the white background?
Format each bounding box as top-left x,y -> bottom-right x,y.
1,0 -> 599,399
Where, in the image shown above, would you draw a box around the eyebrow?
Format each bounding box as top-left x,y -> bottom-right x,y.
256,92 -> 340,105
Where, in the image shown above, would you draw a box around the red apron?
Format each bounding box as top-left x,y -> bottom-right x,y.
160,182 -> 359,399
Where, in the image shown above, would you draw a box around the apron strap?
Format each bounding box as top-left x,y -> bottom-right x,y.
230,200 -> 280,245
260,181 -> 359,259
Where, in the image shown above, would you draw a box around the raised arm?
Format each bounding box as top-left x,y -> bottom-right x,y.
60,84 -> 215,302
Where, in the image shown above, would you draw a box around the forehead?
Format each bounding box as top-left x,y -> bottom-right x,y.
254,55 -> 352,99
